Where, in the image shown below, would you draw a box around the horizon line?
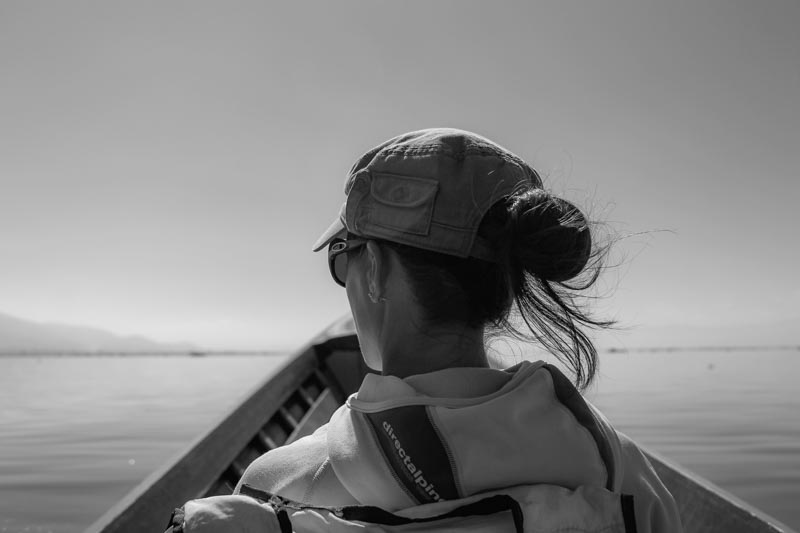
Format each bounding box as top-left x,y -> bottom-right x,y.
1,344 -> 798,357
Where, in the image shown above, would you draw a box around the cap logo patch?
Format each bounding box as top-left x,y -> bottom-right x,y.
368,173 -> 438,236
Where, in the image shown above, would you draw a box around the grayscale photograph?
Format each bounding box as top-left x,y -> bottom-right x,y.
0,2 -> 797,532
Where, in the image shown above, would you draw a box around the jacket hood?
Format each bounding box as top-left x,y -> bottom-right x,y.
326,361 -> 623,511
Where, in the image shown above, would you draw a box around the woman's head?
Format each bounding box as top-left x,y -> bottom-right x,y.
315,128 -> 610,388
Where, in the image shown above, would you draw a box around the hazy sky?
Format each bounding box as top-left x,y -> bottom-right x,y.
1,1 -> 798,349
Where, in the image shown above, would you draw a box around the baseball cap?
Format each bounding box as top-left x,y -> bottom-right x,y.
312,128 -> 542,261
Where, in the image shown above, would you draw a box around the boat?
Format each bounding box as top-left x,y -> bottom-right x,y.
87,317 -> 796,533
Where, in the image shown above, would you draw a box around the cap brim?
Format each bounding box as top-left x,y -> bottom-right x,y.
312,207 -> 347,252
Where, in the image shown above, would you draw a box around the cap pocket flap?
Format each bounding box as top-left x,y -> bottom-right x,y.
370,173 -> 438,208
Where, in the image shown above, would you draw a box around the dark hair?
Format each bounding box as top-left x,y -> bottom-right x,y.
383,186 -> 612,390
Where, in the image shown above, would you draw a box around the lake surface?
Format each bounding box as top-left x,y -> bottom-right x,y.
584,349 -> 800,530
0,350 -> 798,532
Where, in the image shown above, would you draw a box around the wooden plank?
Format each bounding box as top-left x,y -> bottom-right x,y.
86,347 -> 319,533
286,388 -> 340,444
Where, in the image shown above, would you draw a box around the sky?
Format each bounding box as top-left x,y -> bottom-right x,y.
0,1 -> 798,350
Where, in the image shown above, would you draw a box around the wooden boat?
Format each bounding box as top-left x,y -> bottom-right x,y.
87,318 -> 796,533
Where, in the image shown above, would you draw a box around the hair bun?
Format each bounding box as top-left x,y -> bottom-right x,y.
509,189 -> 592,282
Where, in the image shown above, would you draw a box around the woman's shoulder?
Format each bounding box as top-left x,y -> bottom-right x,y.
584,402 -> 683,532
234,425 -> 328,498
614,430 -> 684,533
234,424 -> 358,506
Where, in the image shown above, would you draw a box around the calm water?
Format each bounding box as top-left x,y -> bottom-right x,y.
0,355 -> 292,533
0,350 -> 798,532
585,349 -> 800,530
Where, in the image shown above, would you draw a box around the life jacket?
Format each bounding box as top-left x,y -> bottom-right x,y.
166,481 -> 638,532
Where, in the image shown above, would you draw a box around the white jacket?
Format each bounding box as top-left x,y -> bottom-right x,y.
236,361 -> 683,532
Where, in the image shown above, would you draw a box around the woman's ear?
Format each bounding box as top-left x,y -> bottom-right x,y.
365,241 -> 385,303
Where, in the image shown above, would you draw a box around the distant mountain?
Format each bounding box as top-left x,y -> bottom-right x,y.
0,312 -> 195,353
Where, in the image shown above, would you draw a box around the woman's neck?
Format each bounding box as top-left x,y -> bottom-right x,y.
366,251 -> 489,378
378,320 -> 488,378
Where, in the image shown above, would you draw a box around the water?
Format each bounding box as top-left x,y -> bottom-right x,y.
0,355 -> 292,533
585,349 -> 800,529
0,350 -> 798,532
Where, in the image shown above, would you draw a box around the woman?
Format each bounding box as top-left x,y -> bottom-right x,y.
170,128 -> 683,532
232,128 -> 682,532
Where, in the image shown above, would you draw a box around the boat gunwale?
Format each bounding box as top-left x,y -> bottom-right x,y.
86,335 -> 325,533
643,447 -> 795,533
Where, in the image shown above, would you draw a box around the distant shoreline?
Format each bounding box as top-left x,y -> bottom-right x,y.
0,345 -> 798,357
604,345 -> 800,354
0,350 -> 289,357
